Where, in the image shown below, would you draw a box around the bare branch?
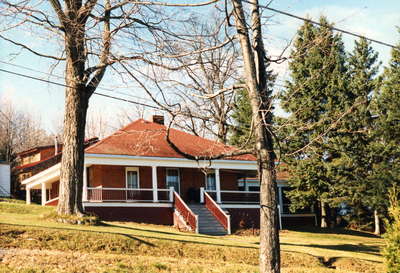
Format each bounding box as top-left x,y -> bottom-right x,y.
0,34 -> 65,61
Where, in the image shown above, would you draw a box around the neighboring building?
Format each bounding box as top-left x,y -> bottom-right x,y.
0,162 -> 11,197
15,143 -> 64,184
15,138 -> 98,186
21,116 -> 315,234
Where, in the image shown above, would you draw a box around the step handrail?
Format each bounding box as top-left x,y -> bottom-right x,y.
173,191 -> 198,233
204,191 -> 231,234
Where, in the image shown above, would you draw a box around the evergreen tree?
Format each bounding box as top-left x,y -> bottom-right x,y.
376,45 -> 400,150
230,69 -> 275,149
279,17 -> 349,227
230,87 -> 254,149
383,187 -> 400,273
328,37 -> 381,232
372,40 -> 400,231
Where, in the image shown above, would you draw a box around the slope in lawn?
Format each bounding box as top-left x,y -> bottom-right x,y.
0,199 -> 384,272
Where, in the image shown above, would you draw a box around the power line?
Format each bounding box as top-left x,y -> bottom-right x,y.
0,68 -> 163,111
0,67 -> 247,128
250,1 -> 399,49
0,60 -> 155,104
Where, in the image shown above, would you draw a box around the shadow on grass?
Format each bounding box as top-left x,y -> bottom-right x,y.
282,249 -> 383,267
285,226 -> 381,239
100,222 -> 224,240
0,223 -> 257,250
281,241 -> 382,257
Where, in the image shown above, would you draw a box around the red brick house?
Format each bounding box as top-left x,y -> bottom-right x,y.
22,116 -> 315,234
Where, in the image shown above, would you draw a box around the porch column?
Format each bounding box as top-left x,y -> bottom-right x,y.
83,165 -> 88,202
26,187 -> 31,205
200,187 -> 204,203
278,186 -> 284,213
41,182 -> 46,206
152,166 -> 158,202
278,186 -> 284,229
215,168 -> 221,203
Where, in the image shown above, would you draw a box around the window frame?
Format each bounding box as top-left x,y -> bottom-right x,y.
166,168 -> 180,194
125,167 -> 140,189
205,170 -> 216,191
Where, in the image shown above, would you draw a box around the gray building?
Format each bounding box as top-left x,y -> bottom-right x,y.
0,162 -> 11,197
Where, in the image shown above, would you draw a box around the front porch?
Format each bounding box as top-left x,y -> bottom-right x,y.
22,156 -> 316,232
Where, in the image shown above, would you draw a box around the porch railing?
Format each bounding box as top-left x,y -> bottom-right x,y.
205,190 -> 260,204
204,190 -> 230,234
173,191 -> 198,233
87,187 -> 173,202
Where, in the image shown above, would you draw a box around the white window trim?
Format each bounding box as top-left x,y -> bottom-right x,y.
125,167 -> 140,189
205,170 -> 216,191
166,168 -> 180,194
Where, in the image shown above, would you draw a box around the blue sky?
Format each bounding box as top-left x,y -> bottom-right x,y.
0,0 -> 399,133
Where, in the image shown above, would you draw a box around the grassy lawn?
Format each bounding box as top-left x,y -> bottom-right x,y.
0,199 -> 385,272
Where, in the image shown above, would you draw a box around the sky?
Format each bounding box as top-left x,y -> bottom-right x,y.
0,0 -> 399,134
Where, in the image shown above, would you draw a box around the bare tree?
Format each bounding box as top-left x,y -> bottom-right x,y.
156,14 -> 242,143
0,0 -> 220,216
118,2 -> 281,272
0,98 -> 53,162
2,0 -> 281,271
230,1 -> 280,272
85,109 -> 115,139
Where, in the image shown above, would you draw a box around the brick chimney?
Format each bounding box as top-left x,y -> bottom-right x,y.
151,115 -> 164,125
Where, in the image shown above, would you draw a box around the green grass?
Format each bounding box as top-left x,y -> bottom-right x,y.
0,200 -> 385,272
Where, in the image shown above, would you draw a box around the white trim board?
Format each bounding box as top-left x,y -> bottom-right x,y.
83,202 -> 173,208
221,204 -> 260,209
281,214 -> 316,217
22,163 -> 60,189
85,154 -> 257,170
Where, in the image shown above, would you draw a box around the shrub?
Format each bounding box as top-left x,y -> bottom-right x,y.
383,187 -> 400,273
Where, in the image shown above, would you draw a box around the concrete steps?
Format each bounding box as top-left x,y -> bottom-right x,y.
189,204 -> 228,236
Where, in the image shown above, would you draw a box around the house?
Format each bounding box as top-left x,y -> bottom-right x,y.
0,161 -> 11,197
14,138 -> 98,201
15,138 -> 98,184
21,116 -> 316,234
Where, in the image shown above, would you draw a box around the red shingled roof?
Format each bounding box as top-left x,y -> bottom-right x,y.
85,119 -> 256,161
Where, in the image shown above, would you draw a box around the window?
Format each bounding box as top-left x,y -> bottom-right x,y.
166,168 -> 180,194
206,172 -> 216,191
126,167 -> 139,189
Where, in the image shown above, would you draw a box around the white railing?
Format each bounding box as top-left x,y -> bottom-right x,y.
173,191 -> 198,233
45,197 -> 59,206
203,190 -> 231,234
205,190 -> 260,204
87,187 -> 174,202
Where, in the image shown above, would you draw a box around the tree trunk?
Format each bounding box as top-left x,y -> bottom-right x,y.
57,19 -> 89,216
374,209 -> 380,235
217,116 -> 228,144
57,84 -> 89,215
231,1 -> 280,272
321,201 -> 328,228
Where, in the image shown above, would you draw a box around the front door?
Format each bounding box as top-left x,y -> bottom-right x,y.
166,168 -> 180,194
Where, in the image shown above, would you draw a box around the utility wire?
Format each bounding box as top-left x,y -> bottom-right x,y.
0,68 -> 163,111
0,60 -> 154,103
249,1 -> 399,49
0,67 -> 246,127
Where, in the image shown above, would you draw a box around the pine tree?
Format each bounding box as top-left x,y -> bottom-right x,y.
230,70 -> 275,149
328,37 -> 381,232
230,87 -> 254,149
279,17 -> 349,228
372,40 -> 400,233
